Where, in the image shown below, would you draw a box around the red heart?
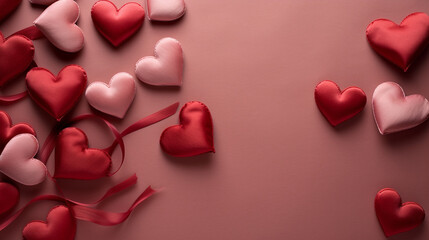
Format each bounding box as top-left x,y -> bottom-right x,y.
0,31 -> 34,87
160,101 -> 215,157
26,65 -> 87,121
0,0 -> 21,22
314,80 -> 366,126
54,127 -> 111,180
91,0 -> 145,47
0,111 -> 35,151
22,205 -> 76,240
0,182 -> 19,216
375,188 -> 425,237
366,12 -> 429,71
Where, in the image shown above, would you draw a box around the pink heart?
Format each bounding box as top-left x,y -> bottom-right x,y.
135,37 -> 183,86
0,134 -> 46,186
147,0 -> 186,21
372,82 -> 429,134
29,0 -> 57,5
85,72 -> 136,118
34,0 -> 84,53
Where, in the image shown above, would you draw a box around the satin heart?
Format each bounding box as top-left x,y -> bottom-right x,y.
0,0 -> 21,22
91,0 -> 145,47
0,31 -> 34,87
34,0 -> 84,53
85,72 -> 136,118
160,101 -> 214,157
367,12 -> 429,71
314,80 -> 366,126
29,0 -> 57,5
26,65 -> 87,121
375,188 -> 425,237
0,182 -> 19,215
54,127 -> 111,180
372,82 -> 429,135
135,37 -> 183,86
147,0 -> 185,21
0,134 -> 46,186
0,111 -> 35,151
22,205 -> 76,240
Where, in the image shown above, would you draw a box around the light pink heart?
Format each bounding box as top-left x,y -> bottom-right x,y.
135,37 -> 183,86
85,72 -> 136,119
29,0 -> 58,5
147,0 -> 186,21
34,0 -> 84,53
372,82 -> 429,134
0,134 -> 47,186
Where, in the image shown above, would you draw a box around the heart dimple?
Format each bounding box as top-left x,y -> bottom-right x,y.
0,111 -> 35,151
0,0 -> 21,22
147,0 -> 186,21
0,182 -> 19,215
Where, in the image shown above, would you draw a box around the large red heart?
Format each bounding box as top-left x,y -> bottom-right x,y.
26,65 -> 87,121
0,111 -> 35,151
314,80 -> 366,126
0,0 -> 21,22
160,101 -> 215,157
54,127 -> 111,180
0,31 -> 34,88
0,182 -> 19,216
22,205 -> 76,240
91,0 -> 145,47
375,188 -> 425,237
366,12 -> 429,71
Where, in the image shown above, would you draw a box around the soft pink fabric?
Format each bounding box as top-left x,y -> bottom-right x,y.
147,0 -> 185,21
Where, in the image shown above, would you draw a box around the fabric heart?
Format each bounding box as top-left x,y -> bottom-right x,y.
135,37 -> 183,86
54,127 -> 111,180
0,111 -> 35,151
0,31 -> 34,87
375,188 -> 425,237
366,12 -> 429,71
0,134 -> 46,186
147,0 -> 186,21
160,101 -> 214,157
22,205 -> 76,240
314,80 -> 367,126
85,72 -> 136,118
0,0 -> 21,22
29,0 -> 57,5
372,82 -> 429,135
91,0 -> 145,47
26,65 -> 87,121
0,182 -> 19,215
33,0 -> 84,53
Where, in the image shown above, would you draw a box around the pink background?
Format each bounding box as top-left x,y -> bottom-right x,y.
1,0 -> 429,239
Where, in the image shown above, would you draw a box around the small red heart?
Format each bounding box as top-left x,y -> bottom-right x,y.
0,182 -> 19,216
366,12 -> 429,71
0,31 -> 34,87
314,80 -> 366,126
375,188 -> 425,237
0,111 -> 35,151
91,0 -> 145,47
160,101 -> 215,157
26,65 -> 87,121
54,127 -> 111,180
22,205 -> 76,240
0,0 -> 21,22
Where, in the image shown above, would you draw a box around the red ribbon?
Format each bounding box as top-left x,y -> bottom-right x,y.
11,26 -> 44,40
0,91 -> 27,103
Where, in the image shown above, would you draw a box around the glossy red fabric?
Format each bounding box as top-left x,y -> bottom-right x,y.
375,188 -> 425,237
0,0 -> 21,22
366,12 -> 429,72
0,111 -> 35,151
0,182 -> 19,216
91,0 -> 145,47
160,101 -> 215,157
26,65 -> 87,121
314,80 -> 366,126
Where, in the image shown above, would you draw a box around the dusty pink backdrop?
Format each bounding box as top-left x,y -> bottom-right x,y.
1,0 -> 429,239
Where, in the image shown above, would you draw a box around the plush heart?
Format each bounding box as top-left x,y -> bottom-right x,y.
91,0 -> 145,47
54,127 -> 111,180
26,65 -> 87,121
85,72 -> 136,118
147,0 -> 186,21
135,37 -> 183,86
33,0 -> 84,53
372,82 -> 429,135
160,101 -> 214,157
22,205 -> 76,240
366,12 -> 429,71
0,134 -> 46,186
0,182 -> 19,215
375,188 -> 425,237
0,31 -> 34,88
314,80 -> 366,126
0,111 -> 35,151
29,0 -> 57,6
0,0 -> 21,22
